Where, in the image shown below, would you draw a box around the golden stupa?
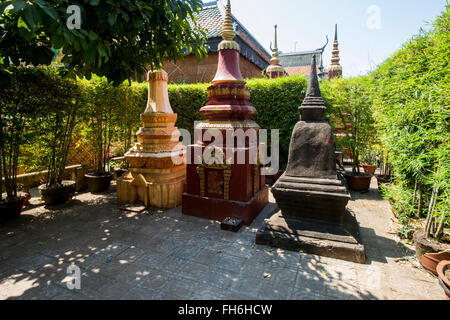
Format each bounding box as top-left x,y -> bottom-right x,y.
117,69 -> 186,209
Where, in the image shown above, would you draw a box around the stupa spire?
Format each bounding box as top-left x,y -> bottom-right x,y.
212,0 -> 244,84
300,55 -> 326,121
266,24 -> 286,79
328,24 -> 343,79
222,0 -> 236,41
271,25 -> 280,64
217,0 -> 239,51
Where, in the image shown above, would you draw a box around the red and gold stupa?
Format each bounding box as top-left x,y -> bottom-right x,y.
182,0 -> 269,225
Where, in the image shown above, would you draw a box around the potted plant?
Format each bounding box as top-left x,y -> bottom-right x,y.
0,77 -> 29,221
414,164 -> 450,262
34,69 -> 81,205
437,260 -> 450,300
328,77 -> 376,192
375,149 -> 392,191
362,148 -> 377,175
83,80 -> 116,193
110,157 -> 129,180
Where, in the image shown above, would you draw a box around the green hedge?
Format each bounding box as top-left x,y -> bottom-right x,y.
370,5 -> 449,229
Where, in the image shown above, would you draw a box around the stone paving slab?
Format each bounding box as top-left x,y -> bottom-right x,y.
0,180 -> 445,300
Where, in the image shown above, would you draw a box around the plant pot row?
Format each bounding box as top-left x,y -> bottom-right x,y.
1,171 -> 119,223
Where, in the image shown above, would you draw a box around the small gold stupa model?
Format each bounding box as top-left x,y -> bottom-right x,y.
117,69 -> 186,209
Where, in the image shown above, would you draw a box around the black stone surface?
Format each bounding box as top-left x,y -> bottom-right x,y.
257,55 -> 365,263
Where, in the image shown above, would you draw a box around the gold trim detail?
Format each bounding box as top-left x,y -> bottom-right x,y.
223,169 -> 232,200
197,166 -> 205,197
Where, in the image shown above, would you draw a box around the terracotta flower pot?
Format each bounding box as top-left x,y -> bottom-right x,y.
375,175 -> 391,191
414,231 -> 450,262
85,172 -> 113,193
344,172 -> 372,191
0,197 -> 26,223
421,251 -> 450,276
362,164 -> 377,175
436,260 -> 450,300
39,181 -> 76,206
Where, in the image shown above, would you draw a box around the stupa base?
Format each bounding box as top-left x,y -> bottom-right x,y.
256,211 -> 366,264
117,176 -> 185,210
182,187 -> 269,226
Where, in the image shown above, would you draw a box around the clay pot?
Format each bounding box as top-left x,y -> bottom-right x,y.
0,197 -> 26,223
85,173 -> 113,193
414,231 -> 450,262
362,164 -> 377,175
344,172 -> 372,191
375,175 -> 391,191
421,251 -> 450,276
436,261 -> 450,300
39,181 -> 76,206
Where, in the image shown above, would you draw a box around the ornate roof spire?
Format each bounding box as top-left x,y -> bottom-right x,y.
328,24 -> 343,79
300,55 -> 326,121
218,0 -> 239,51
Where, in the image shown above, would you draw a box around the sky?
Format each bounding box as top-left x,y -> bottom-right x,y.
204,0 -> 446,77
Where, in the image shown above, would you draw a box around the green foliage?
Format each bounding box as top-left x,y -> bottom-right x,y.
1,66 -> 82,191
1,0 -> 207,85
321,76 -> 376,173
248,75 -> 308,168
371,5 -> 449,239
168,82 -> 208,136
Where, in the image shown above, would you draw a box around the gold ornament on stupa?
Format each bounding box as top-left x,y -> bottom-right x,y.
117,69 -> 186,209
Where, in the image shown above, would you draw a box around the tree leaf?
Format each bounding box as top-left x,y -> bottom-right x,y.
34,0 -> 58,20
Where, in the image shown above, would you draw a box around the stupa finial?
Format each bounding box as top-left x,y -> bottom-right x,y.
273,25 -> 278,52
218,0 -> 239,51
329,23 -> 343,79
305,55 -> 322,99
300,55 -> 326,120
266,24 -> 285,78
222,0 -> 235,41
270,24 -> 280,65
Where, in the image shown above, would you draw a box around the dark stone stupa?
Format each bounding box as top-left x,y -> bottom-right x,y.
256,56 -> 366,264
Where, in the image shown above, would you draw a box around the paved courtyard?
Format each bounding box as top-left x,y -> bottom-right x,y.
0,179 -> 444,300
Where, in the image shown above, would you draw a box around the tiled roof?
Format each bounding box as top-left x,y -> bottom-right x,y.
195,1 -> 271,70
279,50 -> 323,68
284,66 -> 316,77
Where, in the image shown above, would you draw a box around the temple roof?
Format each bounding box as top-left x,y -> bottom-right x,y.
279,50 -> 325,78
279,50 -> 323,68
195,1 -> 271,70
